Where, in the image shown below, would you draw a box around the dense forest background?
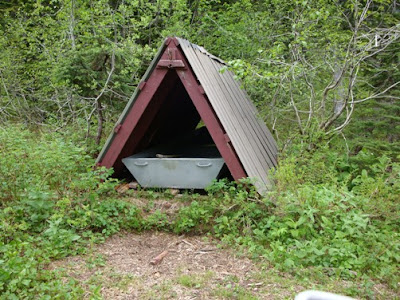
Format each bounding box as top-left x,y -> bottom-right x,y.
1,0 -> 399,151
0,0 -> 399,298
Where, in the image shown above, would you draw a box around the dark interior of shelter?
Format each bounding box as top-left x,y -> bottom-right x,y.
118,71 -> 232,187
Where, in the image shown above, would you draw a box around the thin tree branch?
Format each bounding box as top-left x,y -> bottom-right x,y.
351,81 -> 400,104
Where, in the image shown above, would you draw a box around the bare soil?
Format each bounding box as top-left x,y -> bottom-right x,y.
50,231 -> 303,299
49,195 -> 398,299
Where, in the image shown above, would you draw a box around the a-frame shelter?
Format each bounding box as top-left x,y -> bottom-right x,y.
96,37 -> 278,192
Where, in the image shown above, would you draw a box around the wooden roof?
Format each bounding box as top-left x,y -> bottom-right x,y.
177,38 -> 278,191
96,37 -> 277,193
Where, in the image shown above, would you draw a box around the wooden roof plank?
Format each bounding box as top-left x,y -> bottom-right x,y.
227,76 -> 278,152
180,39 -> 272,188
179,39 -> 271,188
97,37 -> 278,193
179,39 -> 265,186
207,59 -> 277,169
220,66 -> 278,153
196,53 -> 272,179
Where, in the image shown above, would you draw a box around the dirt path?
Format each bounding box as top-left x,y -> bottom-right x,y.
48,193 -> 398,300
50,231 -> 303,299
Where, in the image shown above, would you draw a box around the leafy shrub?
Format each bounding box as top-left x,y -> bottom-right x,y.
1,125 -> 399,297
266,185 -> 399,285
0,126 -> 143,298
173,200 -> 215,233
171,154 -> 400,291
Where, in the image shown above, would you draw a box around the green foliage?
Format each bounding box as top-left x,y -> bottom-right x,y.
266,185 -> 399,283
1,0 -> 398,158
0,126 -> 143,298
173,200 -> 214,233
0,0 -> 193,126
169,152 -> 400,293
183,0 -> 399,155
0,1 -> 399,298
0,125 -> 398,298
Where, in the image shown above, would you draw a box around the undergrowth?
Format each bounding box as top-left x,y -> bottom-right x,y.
0,126 -> 142,298
1,126 -> 399,299
171,148 -> 400,296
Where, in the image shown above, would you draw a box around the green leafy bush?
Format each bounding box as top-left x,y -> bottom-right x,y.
1,125 -> 399,297
0,126 -> 142,298
171,153 -> 400,291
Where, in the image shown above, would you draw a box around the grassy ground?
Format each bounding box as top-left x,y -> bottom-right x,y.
49,194 -> 398,300
1,127 -> 399,299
